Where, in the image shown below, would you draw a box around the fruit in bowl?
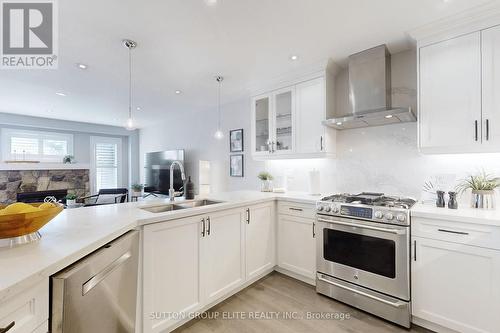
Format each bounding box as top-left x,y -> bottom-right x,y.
0,202 -> 63,239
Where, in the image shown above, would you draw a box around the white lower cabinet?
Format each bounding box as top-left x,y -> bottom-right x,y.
201,209 -> 245,303
143,215 -> 204,333
0,279 -> 48,333
143,204 -> 272,333
412,236 -> 500,333
277,214 -> 316,283
245,203 -> 275,280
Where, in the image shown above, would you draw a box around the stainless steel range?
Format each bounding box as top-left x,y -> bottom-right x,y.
315,192 -> 416,328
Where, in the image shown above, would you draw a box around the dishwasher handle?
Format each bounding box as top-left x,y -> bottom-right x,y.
82,251 -> 132,295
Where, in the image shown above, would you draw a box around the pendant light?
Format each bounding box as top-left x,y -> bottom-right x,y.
214,76 -> 224,140
123,39 -> 137,131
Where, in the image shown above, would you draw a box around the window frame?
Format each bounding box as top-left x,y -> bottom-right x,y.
0,128 -> 74,162
89,136 -> 123,193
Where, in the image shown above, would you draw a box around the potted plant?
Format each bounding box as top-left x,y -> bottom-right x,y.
456,171 -> 500,209
63,155 -> 75,164
131,183 -> 144,197
65,193 -> 78,207
258,171 -> 274,192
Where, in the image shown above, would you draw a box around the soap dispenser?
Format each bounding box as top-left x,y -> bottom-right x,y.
185,176 -> 195,200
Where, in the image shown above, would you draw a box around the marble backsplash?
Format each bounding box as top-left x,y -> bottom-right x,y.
265,122 -> 500,202
0,169 -> 90,204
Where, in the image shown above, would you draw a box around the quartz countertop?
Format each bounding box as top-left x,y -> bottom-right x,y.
0,191 -> 319,302
411,202 -> 500,226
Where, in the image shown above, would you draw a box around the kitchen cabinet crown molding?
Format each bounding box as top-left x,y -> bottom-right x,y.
249,59 -> 338,97
409,2 -> 500,46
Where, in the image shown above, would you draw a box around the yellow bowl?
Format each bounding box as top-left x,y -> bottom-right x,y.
0,203 -> 64,239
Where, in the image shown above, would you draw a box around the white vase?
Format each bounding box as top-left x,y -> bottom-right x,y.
261,180 -> 273,192
66,199 -> 76,206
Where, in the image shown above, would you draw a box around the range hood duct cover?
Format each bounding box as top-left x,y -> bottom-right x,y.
323,44 -> 416,130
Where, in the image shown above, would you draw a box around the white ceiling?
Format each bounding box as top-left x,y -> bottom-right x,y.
0,0 -> 492,128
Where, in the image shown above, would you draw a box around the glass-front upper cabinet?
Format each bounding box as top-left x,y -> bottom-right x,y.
272,87 -> 294,154
252,94 -> 271,155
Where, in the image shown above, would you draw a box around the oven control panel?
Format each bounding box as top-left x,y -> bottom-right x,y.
316,202 -> 410,226
340,205 -> 372,219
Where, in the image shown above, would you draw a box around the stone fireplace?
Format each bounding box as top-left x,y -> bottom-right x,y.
0,169 -> 90,204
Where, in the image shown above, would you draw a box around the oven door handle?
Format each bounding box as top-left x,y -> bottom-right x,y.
317,275 -> 407,309
317,218 -> 405,235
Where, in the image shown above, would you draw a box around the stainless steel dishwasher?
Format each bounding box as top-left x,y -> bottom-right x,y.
51,230 -> 140,333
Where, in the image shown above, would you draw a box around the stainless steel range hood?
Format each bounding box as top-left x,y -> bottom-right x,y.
323,45 -> 416,130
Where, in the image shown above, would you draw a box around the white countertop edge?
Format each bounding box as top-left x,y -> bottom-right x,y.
411,203 -> 500,226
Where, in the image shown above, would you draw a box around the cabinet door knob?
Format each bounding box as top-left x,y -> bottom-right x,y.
246,208 -> 250,224
0,321 -> 15,333
320,136 -> 324,151
206,217 -> 211,236
201,218 -> 206,237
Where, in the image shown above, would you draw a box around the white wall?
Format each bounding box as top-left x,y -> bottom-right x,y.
139,99 -> 265,194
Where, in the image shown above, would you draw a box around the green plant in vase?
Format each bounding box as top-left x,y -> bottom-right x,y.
258,172 -> 274,192
456,171 -> 500,209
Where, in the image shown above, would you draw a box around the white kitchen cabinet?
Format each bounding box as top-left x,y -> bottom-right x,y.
201,208 -> 245,303
252,93 -> 273,157
295,77 -> 335,155
0,279 -> 48,333
419,31 -> 482,153
412,236 -> 500,333
251,72 -> 336,160
277,214 -> 316,282
245,202 -> 275,280
251,87 -> 295,156
482,25 -> 500,149
143,216 -> 203,333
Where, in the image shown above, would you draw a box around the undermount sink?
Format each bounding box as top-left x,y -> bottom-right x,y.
140,200 -> 224,213
174,200 -> 223,208
141,204 -> 187,213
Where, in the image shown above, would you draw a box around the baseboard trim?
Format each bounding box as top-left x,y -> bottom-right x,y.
274,267 -> 315,286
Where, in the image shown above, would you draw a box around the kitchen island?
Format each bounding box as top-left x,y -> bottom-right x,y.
0,191 -> 318,333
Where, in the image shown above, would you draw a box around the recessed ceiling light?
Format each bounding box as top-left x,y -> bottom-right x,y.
136,107 -> 141,111
204,0 -> 217,6
55,92 -> 66,97
76,63 -> 88,70
336,122 -> 342,126
175,90 -> 182,94
385,114 -> 393,119
290,55 -> 299,61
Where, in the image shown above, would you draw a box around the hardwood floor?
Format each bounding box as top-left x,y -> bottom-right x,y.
174,272 -> 432,333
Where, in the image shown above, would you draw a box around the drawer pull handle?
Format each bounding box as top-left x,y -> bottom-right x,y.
0,321 -> 15,333
289,208 -> 303,212
438,229 -> 469,236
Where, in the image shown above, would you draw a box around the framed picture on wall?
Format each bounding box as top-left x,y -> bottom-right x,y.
229,129 -> 244,152
230,154 -> 244,177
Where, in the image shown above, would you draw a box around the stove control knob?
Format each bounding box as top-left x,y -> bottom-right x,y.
397,214 -> 406,222
317,206 -> 324,211
385,213 -> 394,220
374,211 -> 383,219
324,206 -> 332,213
332,206 -> 339,213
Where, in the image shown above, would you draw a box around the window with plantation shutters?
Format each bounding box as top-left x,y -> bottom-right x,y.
1,128 -> 73,162
90,137 -> 122,192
